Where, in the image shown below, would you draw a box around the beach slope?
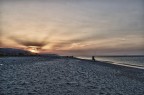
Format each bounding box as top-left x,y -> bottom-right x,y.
0,57 -> 144,95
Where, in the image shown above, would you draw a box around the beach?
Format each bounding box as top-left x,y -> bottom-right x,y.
0,56 -> 144,95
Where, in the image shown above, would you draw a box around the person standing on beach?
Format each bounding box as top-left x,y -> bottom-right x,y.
92,56 -> 95,61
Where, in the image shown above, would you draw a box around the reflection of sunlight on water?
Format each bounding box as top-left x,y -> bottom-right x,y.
96,57 -> 144,69
77,57 -> 92,60
0,64 -> 3,66
95,57 -> 144,66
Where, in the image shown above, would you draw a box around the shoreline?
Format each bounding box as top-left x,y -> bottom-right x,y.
76,57 -> 144,70
78,58 -> 144,71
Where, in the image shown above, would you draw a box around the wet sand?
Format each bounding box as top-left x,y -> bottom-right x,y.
0,57 -> 144,95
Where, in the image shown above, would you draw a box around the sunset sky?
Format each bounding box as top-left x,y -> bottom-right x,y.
0,0 -> 144,56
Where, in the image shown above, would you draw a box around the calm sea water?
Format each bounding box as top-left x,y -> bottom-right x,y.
77,56 -> 144,69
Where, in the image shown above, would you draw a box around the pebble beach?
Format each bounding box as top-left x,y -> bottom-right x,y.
0,56 -> 144,95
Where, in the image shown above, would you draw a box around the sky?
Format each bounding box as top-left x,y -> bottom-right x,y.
0,0 -> 144,56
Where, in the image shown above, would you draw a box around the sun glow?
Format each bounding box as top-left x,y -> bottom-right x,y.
29,49 -> 38,53
27,46 -> 39,53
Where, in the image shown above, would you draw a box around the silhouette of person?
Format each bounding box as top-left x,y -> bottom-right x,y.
92,56 -> 95,61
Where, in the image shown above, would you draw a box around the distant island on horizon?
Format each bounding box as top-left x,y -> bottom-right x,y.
0,48 -> 59,57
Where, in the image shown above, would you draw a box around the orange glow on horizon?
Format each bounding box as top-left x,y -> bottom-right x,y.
27,46 -> 39,54
29,49 -> 39,53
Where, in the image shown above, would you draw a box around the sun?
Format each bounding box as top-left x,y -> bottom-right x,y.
29,49 -> 38,53
27,46 -> 39,53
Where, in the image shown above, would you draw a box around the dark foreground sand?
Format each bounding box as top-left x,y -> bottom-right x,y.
0,57 -> 144,95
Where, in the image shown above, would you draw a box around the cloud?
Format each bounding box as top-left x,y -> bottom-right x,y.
55,46 -> 144,56
10,36 -> 48,48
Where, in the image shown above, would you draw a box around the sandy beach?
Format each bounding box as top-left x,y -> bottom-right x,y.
0,56 -> 144,95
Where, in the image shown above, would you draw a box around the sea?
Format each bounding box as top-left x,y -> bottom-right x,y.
77,56 -> 144,69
